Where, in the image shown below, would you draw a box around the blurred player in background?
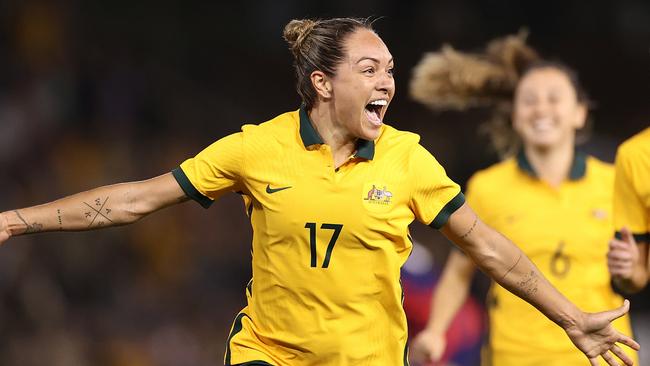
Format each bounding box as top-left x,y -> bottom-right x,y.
0,19 -> 640,366
409,33 -> 637,366
607,127 -> 650,293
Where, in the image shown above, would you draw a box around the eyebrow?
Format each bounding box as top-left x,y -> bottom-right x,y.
355,56 -> 394,64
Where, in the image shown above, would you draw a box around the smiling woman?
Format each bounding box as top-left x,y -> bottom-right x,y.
0,18 -> 641,366
287,19 -> 395,167
409,33 -> 637,366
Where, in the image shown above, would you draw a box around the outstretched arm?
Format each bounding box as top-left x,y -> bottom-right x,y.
442,202 -> 640,366
410,250 -> 475,364
0,173 -> 187,244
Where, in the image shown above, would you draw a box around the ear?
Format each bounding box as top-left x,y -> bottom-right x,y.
573,103 -> 588,129
311,70 -> 333,99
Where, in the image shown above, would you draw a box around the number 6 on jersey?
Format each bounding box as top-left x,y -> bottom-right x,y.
304,222 -> 343,268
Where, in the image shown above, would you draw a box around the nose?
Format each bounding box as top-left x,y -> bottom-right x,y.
377,72 -> 395,96
530,100 -> 551,117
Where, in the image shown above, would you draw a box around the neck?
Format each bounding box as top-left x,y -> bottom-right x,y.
309,106 -> 357,167
524,139 -> 575,188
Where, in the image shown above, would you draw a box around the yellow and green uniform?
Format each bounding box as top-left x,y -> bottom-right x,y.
172,107 -> 464,366
467,151 -> 636,366
614,127 -> 650,243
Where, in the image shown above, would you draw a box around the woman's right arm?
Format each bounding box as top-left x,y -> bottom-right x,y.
0,172 -> 188,244
410,250 -> 476,364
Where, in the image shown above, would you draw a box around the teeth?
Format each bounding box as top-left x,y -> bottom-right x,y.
532,117 -> 553,131
369,100 -> 387,106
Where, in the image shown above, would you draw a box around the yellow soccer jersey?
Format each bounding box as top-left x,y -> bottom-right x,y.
172,107 -> 464,366
614,127 -> 650,244
467,152 -> 635,366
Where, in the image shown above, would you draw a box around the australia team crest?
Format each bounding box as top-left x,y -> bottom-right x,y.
363,183 -> 393,206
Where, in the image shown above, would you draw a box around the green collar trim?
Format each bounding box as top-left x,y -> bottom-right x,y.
299,106 -> 375,160
299,106 -> 323,146
516,149 -> 587,180
355,139 -> 375,160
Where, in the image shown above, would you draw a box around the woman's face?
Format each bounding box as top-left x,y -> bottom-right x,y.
512,67 -> 587,150
327,28 -> 395,141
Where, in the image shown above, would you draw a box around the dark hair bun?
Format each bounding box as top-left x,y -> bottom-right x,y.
283,19 -> 317,57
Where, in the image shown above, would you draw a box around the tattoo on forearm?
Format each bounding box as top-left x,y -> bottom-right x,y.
57,209 -> 63,231
501,252 -> 522,281
177,196 -> 190,203
460,216 -> 478,239
518,270 -> 539,297
13,210 -> 44,234
83,197 -> 114,227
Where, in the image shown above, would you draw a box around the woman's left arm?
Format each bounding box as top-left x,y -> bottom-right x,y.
441,202 -> 640,366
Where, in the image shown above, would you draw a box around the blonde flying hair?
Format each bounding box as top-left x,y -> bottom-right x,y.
410,31 -> 590,158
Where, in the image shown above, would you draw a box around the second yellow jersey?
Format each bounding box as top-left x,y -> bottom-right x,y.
467,152 -> 635,366
614,127 -> 650,243
173,108 -> 463,365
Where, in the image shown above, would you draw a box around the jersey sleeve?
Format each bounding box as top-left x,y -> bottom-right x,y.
409,144 -> 465,229
172,132 -> 244,208
465,172 -> 491,222
613,145 -> 649,242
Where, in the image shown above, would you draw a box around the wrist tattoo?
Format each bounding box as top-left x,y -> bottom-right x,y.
460,216 -> 478,239
14,210 -> 44,234
518,270 -> 539,297
57,209 -> 63,231
83,197 -> 114,227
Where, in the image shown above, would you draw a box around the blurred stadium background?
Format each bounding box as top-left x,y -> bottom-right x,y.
0,1 -> 648,365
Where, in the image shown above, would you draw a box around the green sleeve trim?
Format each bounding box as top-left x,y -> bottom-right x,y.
614,231 -> 649,243
429,192 -> 465,229
171,167 -> 213,209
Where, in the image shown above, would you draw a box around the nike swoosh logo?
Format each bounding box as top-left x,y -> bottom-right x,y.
266,184 -> 292,194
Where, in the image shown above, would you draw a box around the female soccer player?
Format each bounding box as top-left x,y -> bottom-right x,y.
409,34 -> 637,366
0,19 -> 640,366
607,127 -> 650,293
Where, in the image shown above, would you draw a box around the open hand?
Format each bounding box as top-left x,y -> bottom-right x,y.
410,328 -> 446,365
565,300 -> 640,366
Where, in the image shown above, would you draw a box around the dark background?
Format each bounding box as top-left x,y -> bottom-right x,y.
0,1 -> 648,365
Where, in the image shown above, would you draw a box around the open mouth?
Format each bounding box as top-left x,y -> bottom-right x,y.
531,117 -> 555,133
365,99 -> 387,126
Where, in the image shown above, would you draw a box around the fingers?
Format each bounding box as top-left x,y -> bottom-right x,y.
608,253 -> 635,277
601,351 -> 622,366
610,239 -> 632,250
620,227 -> 637,246
608,248 -> 635,261
609,266 -> 632,278
602,299 -> 631,324
409,331 -> 438,365
610,345 -> 634,366
0,231 -> 8,244
616,332 -> 641,351
0,213 -> 9,245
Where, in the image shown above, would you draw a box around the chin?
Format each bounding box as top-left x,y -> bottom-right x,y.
360,127 -> 382,141
528,140 -> 560,150
524,133 -> 563,148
